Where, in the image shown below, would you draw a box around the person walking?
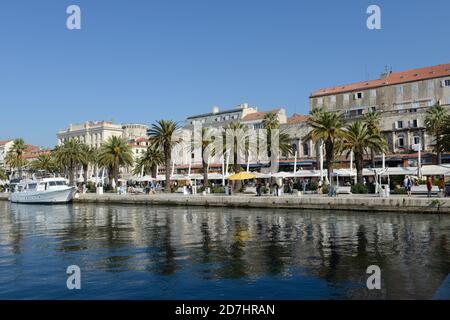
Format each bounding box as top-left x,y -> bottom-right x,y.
403,176 -> 412,197
426,177 -> 433,198
302,179 -> 308,194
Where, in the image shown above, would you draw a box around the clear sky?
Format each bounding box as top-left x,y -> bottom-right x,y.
0,0 -> 449,147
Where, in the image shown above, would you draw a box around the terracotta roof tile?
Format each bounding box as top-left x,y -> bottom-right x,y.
242,109 -> 281,122
311,63 -> 450,97
287,114 -> 309,124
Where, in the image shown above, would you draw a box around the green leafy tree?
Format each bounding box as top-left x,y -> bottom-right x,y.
364,111 -> 382,168
5,138 -> 27,178
425,103 -> 449,164
98,136 -> 134,187
30,153 -> 58,175
261,112 -> 293,160
148,120 -> 182,192
54,139 -> 86,186
308,108 -> 345,183
339,121 -> 387,184
133,145 -> 164,178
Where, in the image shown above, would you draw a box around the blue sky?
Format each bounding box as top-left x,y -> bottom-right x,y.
0,0 -> 449,147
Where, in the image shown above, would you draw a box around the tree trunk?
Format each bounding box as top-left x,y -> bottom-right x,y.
325,139 -> 334,185
165,146 -> 171,193
370,149 -> 376,168
437,136 -> 442,165
69,163 -> 75,186
356,155 -> 364,184
202,160 -> 209,189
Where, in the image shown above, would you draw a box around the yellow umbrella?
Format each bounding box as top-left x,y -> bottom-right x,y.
228,172 -> 256,181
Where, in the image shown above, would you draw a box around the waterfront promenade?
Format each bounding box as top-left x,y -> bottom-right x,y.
1,192 -> 449,213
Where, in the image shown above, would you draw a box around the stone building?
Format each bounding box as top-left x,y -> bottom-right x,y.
57,121 -> 148,148
310,63 -> 450,165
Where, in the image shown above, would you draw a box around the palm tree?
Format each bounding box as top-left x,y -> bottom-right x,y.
98,136 -> 134,187
261,112 -> 293,160
340,121 -> 387,184
133,145 -> 164,178
425,103 -> 449,164
5,138 -> 27,178
308,108 -> 345,183
0,168 -> 7,181
224,121 -> 248,175
54,139 -> 85,185
148,120 -> 182,192
197,127 -> 215,188
30,153 -> 58,175
364,111 -> 382,168
79,144 -> 99,184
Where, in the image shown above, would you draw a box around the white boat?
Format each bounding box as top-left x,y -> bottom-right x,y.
10,178 -> 77,204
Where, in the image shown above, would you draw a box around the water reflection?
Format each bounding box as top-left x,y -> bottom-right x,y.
0,201 -> 449,299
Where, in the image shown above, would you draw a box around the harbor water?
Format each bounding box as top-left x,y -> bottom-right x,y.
0,201 -> 449,299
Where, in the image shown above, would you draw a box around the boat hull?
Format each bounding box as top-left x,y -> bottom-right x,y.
10,187 -> 77,204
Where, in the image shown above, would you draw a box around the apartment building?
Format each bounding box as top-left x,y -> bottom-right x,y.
57,121 -> 148,148
310,63 -> 450,162
0,140 -> 14,169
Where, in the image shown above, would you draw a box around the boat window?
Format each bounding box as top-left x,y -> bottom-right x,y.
56,181 -> 66,186
49,181 -> 58,186
28,184 -> 37,190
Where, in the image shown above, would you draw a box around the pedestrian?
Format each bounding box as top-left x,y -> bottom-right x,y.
426,177 -> 433,198
403,175 -> 412,197
317,180 -> 323,194
302,179 -> 307,194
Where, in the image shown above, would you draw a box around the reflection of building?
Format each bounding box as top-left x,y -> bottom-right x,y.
57,121 -> 149,148
310,63 -> 450,165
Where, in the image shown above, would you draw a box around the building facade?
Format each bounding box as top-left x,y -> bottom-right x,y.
310,63 -> 450,160
57,121 -> 148,148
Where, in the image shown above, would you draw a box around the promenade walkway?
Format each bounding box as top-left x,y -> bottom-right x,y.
1,192 -> 449,213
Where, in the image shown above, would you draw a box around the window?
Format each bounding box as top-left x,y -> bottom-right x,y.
396,120 -> 403,129
353,92 -> 363,100
410,119 -> 418,128
303,143 -> 310,156
428,80 -> 435,93
397,135 -> 405,148
442,79 -> 450,87
371,106 -> 377,112
370,90 -> 377,98
396,85 -> 404,101
343,94 -> 350,103
330,95 -> 336,107
317,97 -> 323,106
413,136 -> 421,145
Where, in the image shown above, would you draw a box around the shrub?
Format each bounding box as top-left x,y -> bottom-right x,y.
351,183 -> 368,194
211,186 -> 225,194
391,187 -> 407,195
309,181 -> 318,191
322,185 -> 329,195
